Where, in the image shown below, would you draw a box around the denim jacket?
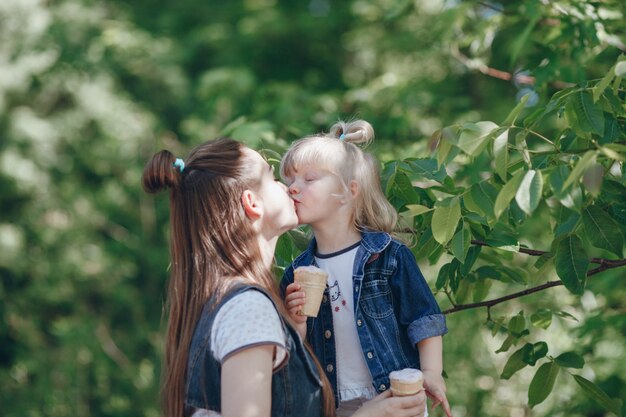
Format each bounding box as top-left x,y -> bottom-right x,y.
185,285 -> 324,417
280,231 -> 447,401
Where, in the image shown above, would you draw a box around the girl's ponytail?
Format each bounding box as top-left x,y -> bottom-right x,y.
142,150 -> 183,194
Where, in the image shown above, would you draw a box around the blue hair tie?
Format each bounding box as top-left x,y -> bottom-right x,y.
339,133 -> 346,141
173,158 -> 185,173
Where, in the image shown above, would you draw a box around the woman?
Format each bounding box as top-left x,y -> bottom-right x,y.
142,137 -> 426,417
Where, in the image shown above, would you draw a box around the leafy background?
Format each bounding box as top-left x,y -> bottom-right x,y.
1,0 -> 625,416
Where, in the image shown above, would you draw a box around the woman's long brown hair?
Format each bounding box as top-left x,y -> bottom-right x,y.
142,138 -> 335,417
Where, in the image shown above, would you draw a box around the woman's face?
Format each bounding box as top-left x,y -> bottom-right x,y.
245,148 -> 298,236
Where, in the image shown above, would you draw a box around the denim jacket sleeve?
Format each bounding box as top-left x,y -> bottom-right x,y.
390,244 -> 448,345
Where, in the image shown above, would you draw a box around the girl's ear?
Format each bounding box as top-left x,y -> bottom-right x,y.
241,189 -> 262,219
349,180 -> 359,199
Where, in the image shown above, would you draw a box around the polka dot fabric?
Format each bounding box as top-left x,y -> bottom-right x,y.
210,290 -> 288,369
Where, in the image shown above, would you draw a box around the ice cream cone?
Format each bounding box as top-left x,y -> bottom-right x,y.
294,266 -> 327,317
389,368 -> 424,397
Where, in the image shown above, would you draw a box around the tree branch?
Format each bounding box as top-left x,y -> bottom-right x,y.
444,256 -> 626,314
471,240 -> 626,267
450,45 -> 574,89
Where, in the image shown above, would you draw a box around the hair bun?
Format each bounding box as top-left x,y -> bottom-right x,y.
329,119 -> 374,146
142,149 -> 182,193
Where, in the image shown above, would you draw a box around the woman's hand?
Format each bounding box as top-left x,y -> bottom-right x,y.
284,282 -> 307,339
354,389 -> 426,417
422,369 -> 452,417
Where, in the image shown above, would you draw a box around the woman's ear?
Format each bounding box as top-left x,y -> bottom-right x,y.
241,189 -> 262,219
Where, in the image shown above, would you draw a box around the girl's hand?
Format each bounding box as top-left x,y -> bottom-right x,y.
354,389 -> 426,417
284,282 -> 307,339
422,370 -> 452,417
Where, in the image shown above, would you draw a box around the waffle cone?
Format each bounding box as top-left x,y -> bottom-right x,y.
294,267 -> 327,317
389,368 -> 424,397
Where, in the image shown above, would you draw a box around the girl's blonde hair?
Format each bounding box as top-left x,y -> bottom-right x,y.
280,119 -> 397,233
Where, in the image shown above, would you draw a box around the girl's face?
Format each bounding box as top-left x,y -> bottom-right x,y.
246,148 -> 298,235
286,165 -> 348,227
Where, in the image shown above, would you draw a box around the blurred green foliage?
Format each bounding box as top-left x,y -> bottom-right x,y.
1,0 -> 625,416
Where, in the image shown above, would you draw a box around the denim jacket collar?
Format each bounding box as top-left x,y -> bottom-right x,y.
295,230 -> 392,266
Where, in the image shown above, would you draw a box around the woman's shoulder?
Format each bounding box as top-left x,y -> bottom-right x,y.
217,288 -> 280,323
211,288 -> 287,364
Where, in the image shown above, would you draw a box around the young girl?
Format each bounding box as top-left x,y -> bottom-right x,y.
143,137 -> 427,417
281,120 -> 452,417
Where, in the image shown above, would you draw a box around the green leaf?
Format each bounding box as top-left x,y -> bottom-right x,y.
469,182 -> 499,221
568,90 -> 604,135
494,170 -> 525,219
582,163 -> 604,197
451,221 -> 471,263
435,262 -> 452,290
555,352 -> 584,369
404,204 -> 433,218
524,343 -> 546,364
515,131 -> 531,167
615,61 -> 626,77
402,158 -> 447,183
562,186 -> 584,210
530,309 -> 552,329
436,134 -> 453,167
414,228 -> 439,261
496,334 -> 517,354
457,121 -> 499,156
382,162 -> 398,195
593,65 -> 616,102
601,115 -> 621,145
502,95 -> 530,126
582,205 -> 624,256
462,191 -> 482,217
573,375 -> 623,416
523,342 -> 548,366
431,197 -> 461,245
472,278 -> 491,302
460,245 -> 481,275
600,145 -> 626,162
485,227 -> 520,252
534,254 -> 555,278
555,235 -> 589,295
454,275 -> 471,304
555,311 -> 579,322
534,252 -> 553,270
612,75 -> 622,95
550,165 -> 584,210
515,170 -> 543,215
493,129 -> 509,182
508,312 -> 526,336
392,172 -> 420,204
550,165 -> 571,199
501,346 -> 527,379
563,151 -> 597,190
475,265 -> 526,284
448,259 -> 461,292
528,362 -> 559,407
554,207 -> 581,238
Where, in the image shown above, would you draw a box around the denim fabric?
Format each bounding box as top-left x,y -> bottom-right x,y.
185,285 -> 323,417
280,231 -> 447,402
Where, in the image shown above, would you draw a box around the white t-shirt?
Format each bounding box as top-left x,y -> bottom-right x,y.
191,290 -> 288,417
315,242 -> 377,403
